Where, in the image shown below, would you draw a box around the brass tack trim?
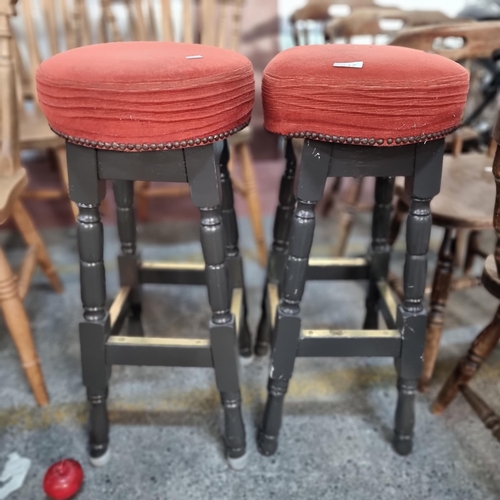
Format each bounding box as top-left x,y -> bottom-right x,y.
50,121 -> 250,151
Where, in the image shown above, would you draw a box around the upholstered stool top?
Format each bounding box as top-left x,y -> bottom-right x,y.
263,44 -> 469,146
36,42 -> 255,151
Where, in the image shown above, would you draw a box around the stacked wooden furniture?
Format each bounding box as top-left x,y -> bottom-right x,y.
0,0 -> 63,406
102,0 -> 267,266
9,0 -> 93,219
430,112 -> 500,439
388,21 -> 500,392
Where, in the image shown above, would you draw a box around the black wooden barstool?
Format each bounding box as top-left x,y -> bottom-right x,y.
255,44 -> 469,456
36,41 -> 255,469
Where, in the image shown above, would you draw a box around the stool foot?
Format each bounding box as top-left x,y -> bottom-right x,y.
257,430 -> 278,456
227,451 -> 249,470
238,314 -> 253,359
393,435 -> 413,456
89,447 -> 111,468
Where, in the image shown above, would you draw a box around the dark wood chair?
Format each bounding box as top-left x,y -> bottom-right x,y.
387,21 -> 500,392
430,113 -> 500,439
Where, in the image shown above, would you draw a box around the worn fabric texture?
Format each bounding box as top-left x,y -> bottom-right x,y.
36,42 -> 255,149
262,44 -> 469,145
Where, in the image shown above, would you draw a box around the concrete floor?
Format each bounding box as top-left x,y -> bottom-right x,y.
1,213 -> 500,499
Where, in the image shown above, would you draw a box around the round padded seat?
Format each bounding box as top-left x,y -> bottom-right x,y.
262,44 -> 469,146
36,42 -> 254,151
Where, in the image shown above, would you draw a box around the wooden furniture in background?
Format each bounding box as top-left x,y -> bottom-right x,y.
387,21 -> 500,391
0,0 -> 63,406
102,0 -> 267,266
430,115 -> 500,436
9,0 -> 93,220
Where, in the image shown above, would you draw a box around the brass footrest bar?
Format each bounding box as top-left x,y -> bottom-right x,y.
139,261 -> 206,285
109,286 -> 132,335
306,257 -> 369,281
106,336 -> 213,367
297,329 -> 401,357
377,281 -> 398,329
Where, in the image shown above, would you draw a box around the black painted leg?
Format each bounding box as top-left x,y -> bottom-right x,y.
77,203 -> 111,466
258,140 -> 330,456
394,140 -> 443,456
185,145 -> 246,469
363,177 -> 394,329
255,139 -> 297,356
219,141 -> 252,360
113,180 -> 143,337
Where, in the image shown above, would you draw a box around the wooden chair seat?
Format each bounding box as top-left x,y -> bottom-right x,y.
395,152 -> 495,229
19,112 -> 63,150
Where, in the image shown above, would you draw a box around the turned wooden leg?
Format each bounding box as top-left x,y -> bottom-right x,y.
419,229 -> 455,392
394,140 -> 443,456
258,140 -> 329,456
220,141 -> 252,360
255,139 -> 297,356
11,199 -> 63,293
363,177 -> 394,329
238,142 -> 267,267
54,145 -> 79,220
431,304 -> 500,415
388,197 -> 408,247
461,385 -> 500,441
113,180 -> 143,337
464,230 -> 480,276
185,144 -> 246,469
0,248 -> 49,406
335,177 -> 363,256
320,177 -> 342,217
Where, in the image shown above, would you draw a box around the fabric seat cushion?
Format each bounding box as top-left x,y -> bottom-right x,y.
262,44 -> 469,146
36,42 -> 254,151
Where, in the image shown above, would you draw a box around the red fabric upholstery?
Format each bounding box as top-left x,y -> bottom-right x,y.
36,42 -> 254,150
263,44 -> 469,146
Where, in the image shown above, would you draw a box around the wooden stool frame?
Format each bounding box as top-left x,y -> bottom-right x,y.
256,137 -> 444,456
66,139 -> 251,468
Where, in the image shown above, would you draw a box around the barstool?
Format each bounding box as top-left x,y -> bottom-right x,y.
36,41 -> 254,469
255,44 -> 469,456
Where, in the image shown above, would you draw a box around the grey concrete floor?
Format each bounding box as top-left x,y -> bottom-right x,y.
1,213 -> 500,499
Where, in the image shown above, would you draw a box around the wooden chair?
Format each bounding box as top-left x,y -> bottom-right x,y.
387,21 -> 500,392
0,0 -> 63,406
101,0 -> 267,266
430,113 -> 500,438
9,0 -> 93,220
290,0 -> 375,46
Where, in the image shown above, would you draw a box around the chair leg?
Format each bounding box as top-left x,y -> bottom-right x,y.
394,141 -> 442,456
320,177 -> 342,217
0,248 -> 49,406
185,145 -> 246,469
255,139 -> 297,356
11,199 -> 63,293
419,229 -> 455,392
431,304 -> 500,415
461,385 -> 500,441
363,177 -> 394,329
113,180 -> 143,337
220,141 -> 252,360
388,197 -> 408,247
238,142 -> 267,267
335,177 -> 363,256
55,145 -> 79,220
464,230 -> 480,276
258,140 -> 329,456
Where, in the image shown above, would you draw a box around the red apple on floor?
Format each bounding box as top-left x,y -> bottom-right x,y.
43,459 -> 84,500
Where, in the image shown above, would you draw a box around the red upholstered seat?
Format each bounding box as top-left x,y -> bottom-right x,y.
263,44 -> 469,146
36,42 -> 254,151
